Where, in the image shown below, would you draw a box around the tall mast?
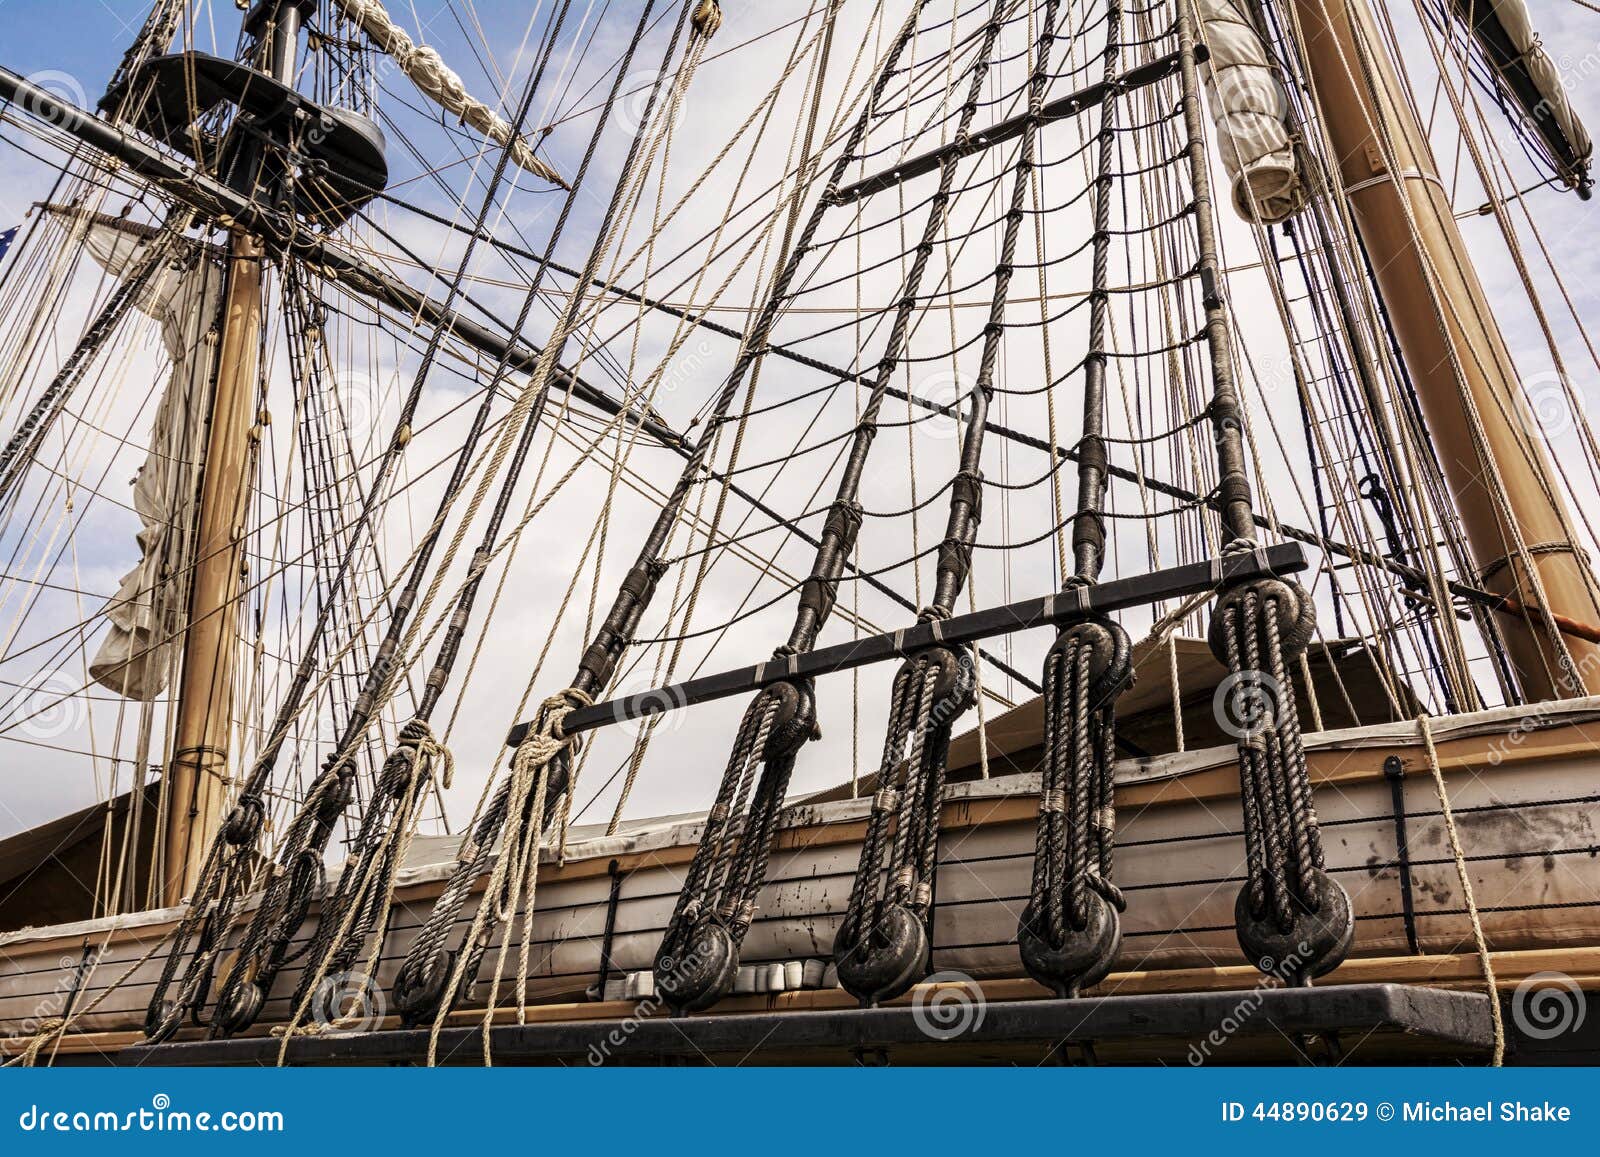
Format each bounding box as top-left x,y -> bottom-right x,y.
161,4 -> 302,904
1287,0 -> 1600,702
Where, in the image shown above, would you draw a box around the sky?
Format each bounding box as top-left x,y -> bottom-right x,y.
1,0 -> 1599,870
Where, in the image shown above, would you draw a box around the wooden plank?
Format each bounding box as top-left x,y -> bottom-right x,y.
38,945 -> 1600,1056
7,715 -> 1597,988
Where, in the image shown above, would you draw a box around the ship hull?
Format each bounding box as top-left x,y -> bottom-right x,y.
4,701 -> 1599,1061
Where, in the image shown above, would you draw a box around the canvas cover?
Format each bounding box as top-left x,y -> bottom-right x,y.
1195,0 -> 1307,223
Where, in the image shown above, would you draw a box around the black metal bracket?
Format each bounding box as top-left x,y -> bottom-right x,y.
830,46 -> 1206,206
1383,754 -> 1421,954
588,859 -> 629,1001
507,543 -> 1306,745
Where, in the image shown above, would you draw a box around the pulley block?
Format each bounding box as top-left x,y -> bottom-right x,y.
654,919 -> 740,1013
1018,886 -> 1122,998
1235,867 -> 1355,985
834,901 -> 929,1006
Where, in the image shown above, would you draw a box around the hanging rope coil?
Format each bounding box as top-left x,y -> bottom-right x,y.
834,645 -> 975,1005
654,678 -> 817,1011
1019,613 -> 1132,997
208,752 -> 358,1037
389,689 -> 589,1024
1209,571 -> 1352,983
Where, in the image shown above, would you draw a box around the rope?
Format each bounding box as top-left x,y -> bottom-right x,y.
6,928 -> 173,1067
1417,712 -> 1505,1066
204,0 -> 680,1039
1169,0 -> 1351,984
834,646 -> 972,1005
147,0 -> 592,1037
421,687 -> 590,1065
277,720 -> 452,1046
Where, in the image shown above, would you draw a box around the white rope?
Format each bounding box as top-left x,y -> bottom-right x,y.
330,0 -> 568,187
1417,712 -> 1505,1066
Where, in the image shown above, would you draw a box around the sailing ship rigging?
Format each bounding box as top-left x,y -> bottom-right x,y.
0,0 -> 1597,1065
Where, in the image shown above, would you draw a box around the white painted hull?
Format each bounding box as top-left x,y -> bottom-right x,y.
4,704 -> 1598,1045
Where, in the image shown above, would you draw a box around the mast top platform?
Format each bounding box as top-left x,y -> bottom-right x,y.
102,51 -> 387,228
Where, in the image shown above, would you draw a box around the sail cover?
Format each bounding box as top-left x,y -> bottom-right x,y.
331,0 -> 567,188
1195,0 -> 1307,224
71,218 -> 221,700
1458,0 -> 1593,192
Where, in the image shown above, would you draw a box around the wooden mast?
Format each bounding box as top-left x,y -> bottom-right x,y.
160,4 -> 299,904
1287,0 -> 1600,702
159,234 -> 261,905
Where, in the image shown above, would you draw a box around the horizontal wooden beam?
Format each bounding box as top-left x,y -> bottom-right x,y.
0,64 -> 673,444
831,46 -> 1205,205
120,982 -> 1491,1064
508,543 -> 1307,744
37,945 -> 1600,1058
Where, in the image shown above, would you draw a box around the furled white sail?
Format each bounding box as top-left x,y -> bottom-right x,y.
330,0 -> 567,188
1195,0 -> 1306,224
72,219 -> 221,700
1483,0 -> 1593,178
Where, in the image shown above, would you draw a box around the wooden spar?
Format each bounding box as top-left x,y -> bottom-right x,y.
1287,0 -> 1600,702
508,545 -> 1308,743
161,3 -> 301,903
160,233 -> 262,904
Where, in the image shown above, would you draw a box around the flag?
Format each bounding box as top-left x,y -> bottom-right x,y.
0,226 -> 17,262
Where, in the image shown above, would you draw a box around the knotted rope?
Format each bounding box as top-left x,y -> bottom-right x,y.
8,1020 -> 65,1068
382,690 -> 589,1064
